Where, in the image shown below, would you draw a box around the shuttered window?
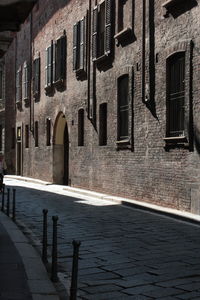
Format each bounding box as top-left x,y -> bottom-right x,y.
55,35 -> 66,82
16,67 -> 22,102
166,52 -> 185,137
23,62 -> 29,100
45,45 -> 52,87
92,0 -> 112,61
73,16 -> 87,72
118,75 -> 129,141
33,57 -> 40,99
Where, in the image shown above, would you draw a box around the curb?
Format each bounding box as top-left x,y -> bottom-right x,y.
0,211 -> 60,300
5,175 -> 200,226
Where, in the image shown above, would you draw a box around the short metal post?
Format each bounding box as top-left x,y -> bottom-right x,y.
12,189 -> 16,221
6,188 -> 10,217
70,240 -> 81,300
42,209 -> 48,264
51,215 -> 58,282
1,184 -> 5,212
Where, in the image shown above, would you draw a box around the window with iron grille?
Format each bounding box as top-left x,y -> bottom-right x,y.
33,57 -> 40,99
166,52 -> 185,138
73,16 -> 87,73
99,103 -> 107,146
117,74 -> 129,141
92,0 -> 112,61
35,121 -> 39,147
78,109 -> 84,146
23,62 -> 29,100
46,118 -> 51,146
25,124 -> 29,148
16,67 -> 22,102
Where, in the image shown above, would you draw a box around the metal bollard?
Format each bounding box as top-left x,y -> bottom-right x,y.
70,240 -> 81,300
1,184 -> 5,212
42,209 -> 48,264
6,188 -> 10,217
51,215 -> 58,282
12,189 -> 16,221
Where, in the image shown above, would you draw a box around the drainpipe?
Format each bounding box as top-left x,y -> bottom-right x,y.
30,11 -> 33,133
87,0 -> 91,119
142,0 -> 146,103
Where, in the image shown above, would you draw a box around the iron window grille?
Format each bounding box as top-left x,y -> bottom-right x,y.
166,52 -> 185,138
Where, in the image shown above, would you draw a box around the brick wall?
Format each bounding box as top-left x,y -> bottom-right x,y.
4,0 -> 200,213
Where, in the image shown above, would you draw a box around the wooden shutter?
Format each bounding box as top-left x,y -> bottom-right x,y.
35,57 -> 40,95
22,63 -> 26,100
56,38 -> 61,81
73,23 -> 78,70
79,18 -> 84,70
61,35 -> 66,80
45,48 -> 48,87
92,6 -> 98,61
24,63 -> 29,100
105,0 -> 112,55
52,42 -> 56,83
16,67 -> 22,102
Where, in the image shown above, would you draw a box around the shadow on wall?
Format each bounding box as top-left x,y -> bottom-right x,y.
32,0 -> 73,40
168,0 -> 198,19
194,125 -> 200,155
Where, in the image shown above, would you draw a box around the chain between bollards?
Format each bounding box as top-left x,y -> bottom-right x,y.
51,215 -> 58,282
42,209 -> 48,264
12,189 -> 16,221
6,188 -> 10,217
1,184 -> 5,212
70,240 -> 81,300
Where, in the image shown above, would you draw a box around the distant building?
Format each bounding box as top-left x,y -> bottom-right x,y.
3,0 -> 200,214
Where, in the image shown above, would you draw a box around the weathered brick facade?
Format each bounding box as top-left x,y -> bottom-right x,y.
4,0 -> 200,213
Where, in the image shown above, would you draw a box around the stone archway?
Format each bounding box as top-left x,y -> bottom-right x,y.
53,112 -> 69,185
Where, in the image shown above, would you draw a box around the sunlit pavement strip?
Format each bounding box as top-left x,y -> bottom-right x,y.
4,176 -> 200,299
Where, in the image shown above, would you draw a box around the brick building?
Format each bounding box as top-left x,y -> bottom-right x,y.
3,0 -> 200,213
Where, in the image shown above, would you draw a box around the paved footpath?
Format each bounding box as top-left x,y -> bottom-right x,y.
3,177 -> 200,300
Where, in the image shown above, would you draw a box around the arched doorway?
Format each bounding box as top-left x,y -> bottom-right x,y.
53,112 -> 69,185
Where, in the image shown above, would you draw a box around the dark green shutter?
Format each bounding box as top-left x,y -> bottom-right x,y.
105,0 -> 112,55
45,48 -> 48,87
92,6 -> 98,61
36,57 -> 40,95
52,42 -> 56,83
73,23 -> 78,70
61,35 -> 66,80
79,18 -> 84,70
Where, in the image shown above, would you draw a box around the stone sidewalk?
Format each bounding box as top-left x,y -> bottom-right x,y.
0,211 -> 60,300
3,177 -> 200,299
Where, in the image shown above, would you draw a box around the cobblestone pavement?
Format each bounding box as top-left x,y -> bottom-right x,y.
4,178 -> 200,299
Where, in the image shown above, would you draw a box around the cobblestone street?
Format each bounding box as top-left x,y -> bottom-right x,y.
5,178 -> 200,300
